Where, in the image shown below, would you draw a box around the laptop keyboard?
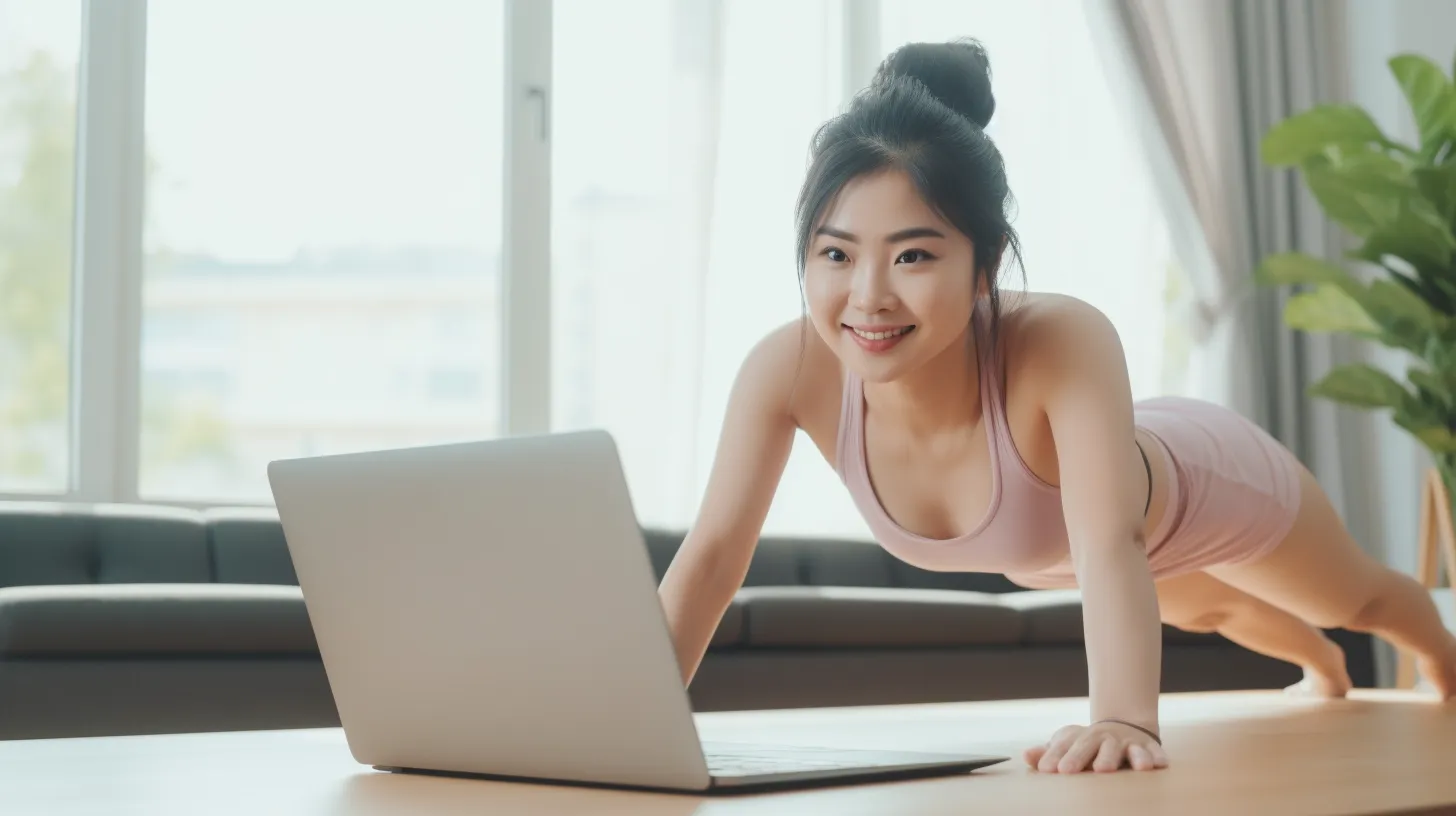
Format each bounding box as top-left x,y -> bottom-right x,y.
702,743 -> 911,776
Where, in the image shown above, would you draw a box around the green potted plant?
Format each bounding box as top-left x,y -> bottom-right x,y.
1255,51 -> 1456,499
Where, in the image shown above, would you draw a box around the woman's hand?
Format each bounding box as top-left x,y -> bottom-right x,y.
1024,721 -> 1169,773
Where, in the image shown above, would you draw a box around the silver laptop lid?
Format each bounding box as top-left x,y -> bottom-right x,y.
267,430 -> 711,790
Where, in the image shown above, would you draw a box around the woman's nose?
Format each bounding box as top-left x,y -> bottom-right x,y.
849,262 -> 897,313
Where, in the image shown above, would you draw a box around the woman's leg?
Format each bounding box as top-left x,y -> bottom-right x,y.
1206,464 -> 1456,699
1156,571 -> 1351,697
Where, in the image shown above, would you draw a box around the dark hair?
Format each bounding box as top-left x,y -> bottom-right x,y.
794,38 -> 1023,348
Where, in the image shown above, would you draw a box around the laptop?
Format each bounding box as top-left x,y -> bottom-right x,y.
266,429 -> 1007,793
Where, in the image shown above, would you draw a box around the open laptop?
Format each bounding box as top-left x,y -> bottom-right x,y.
266,429 -> 1007,793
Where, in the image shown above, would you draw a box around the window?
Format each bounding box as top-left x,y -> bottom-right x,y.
139,0 -> 505,501
0,1 -> 81,494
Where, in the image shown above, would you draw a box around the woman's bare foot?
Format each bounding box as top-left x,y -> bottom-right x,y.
1416,647 -> 1456,701
1283,638 -> 1351,698
1283,664 -> 1352,698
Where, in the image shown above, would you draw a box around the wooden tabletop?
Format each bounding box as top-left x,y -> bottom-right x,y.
3,689 -> 1452,815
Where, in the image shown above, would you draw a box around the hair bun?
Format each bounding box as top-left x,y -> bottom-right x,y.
873,38 -> 995,129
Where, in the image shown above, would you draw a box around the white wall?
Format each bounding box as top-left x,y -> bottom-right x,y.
1341,0 -> 1456,683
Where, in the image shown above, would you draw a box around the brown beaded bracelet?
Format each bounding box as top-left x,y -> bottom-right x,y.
1095,718 -> 1162,745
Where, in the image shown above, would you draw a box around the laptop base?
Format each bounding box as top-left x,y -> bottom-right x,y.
376,753 -> 1004,795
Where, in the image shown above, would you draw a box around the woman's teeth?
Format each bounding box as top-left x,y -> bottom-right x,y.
851,326 -> 913,340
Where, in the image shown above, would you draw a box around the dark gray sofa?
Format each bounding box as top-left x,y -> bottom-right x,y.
0,501 -> 1374,740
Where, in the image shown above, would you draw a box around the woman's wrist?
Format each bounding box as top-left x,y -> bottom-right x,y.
1094,717 -> 1161,744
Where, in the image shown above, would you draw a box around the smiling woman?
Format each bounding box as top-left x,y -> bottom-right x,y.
655,35 -> 1456,777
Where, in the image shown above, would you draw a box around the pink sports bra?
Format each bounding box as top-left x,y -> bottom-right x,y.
832,304 -> 1077,585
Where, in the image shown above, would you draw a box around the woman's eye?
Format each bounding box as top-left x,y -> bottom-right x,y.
822,247 -> 849,263
896,249 -> 934,264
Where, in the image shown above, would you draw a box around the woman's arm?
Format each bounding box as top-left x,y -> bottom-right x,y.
657,322 -> 801,685
1021,297 -> 1168,773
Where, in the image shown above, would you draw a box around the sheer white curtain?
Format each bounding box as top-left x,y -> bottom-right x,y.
553,0 -> 1188,539
552,0 -> 867,538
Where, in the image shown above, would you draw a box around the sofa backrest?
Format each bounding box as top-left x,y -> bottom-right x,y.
0,502 -> 1022,594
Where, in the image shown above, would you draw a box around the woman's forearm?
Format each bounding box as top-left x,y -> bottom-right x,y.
658,547 -> 743,686
1075,538 -> 1163,730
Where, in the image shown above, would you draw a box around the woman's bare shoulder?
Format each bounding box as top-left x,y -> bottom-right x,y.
999,292 -> 1128,393
735,317 -> 843,425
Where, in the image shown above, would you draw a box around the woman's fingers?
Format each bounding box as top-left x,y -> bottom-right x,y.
1036,728 -> 1080,772
1091,737 -> 1125,772
1126,743 -> 1154,771
1056,733 -> 1107,774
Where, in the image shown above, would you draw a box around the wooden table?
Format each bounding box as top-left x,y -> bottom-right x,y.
3,690 -> 1452,815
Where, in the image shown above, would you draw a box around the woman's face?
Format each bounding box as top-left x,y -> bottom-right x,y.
803,169 -> 979,384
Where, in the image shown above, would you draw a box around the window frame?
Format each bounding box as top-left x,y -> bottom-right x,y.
69,0 -> 146,504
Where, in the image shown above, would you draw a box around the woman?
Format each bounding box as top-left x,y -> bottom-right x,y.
656,39 -> 1456,775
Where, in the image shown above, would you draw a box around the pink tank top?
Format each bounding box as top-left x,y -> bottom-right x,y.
833,305 -> 1074,585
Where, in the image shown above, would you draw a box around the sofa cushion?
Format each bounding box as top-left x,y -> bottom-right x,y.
999,588 -> 1225,646
0,502 -> 211,587
0,584 -> 317,656
736,586 -> 1024,648
640,530 -> 682,582
642,529 -> 802,587
888,560 -> 1023,594
0,502 -> 93,587
711,597 -> 746,648
996,588 -> 1087,644
788,537 -> 896,588
92,505 -> 211,584
205,509 -> 298,585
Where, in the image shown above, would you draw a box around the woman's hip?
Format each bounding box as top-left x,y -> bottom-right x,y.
1134,397 -> 1304,575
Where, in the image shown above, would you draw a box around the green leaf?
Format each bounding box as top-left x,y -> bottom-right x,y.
1301,153 -> 1417,236
1429,273 -> 1456,311
1366,277 -> 1439,329
1308,363 -> 1413,409
1345,188 -> 1456,272
1384,265 -> 1453,315
1413,425 -> 1456,454
1283,286 -> 1379,335
1261,104 -> 1393,166
1393,403 -> 1456,453
1255,254 -> 1437,347
1254,253 -> 1365,294
1396,385 -> 1447,426
1389,55 -> 1456,159
1409,366 -> 1445,396
1414,163 -> 1456,225
1318,149 -> 1417,194
1409,365 -> 1456,411
1432,323 -> 1456,365
1351,223 -> 1455,273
